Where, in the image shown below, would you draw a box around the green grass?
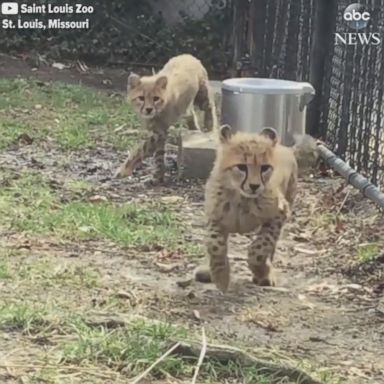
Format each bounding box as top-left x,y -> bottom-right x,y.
0,303 -> 62,334
63,320 -> 188,375
18,260 -> 100,289
0,170 -> 194,253
65,179 -> 95,194
357,243 -> 379,263
0,260 -> 11,279
0,297 -> 334,384
0,78 -> 141,150
0,78 -> 337,384
0,300 -> 328,384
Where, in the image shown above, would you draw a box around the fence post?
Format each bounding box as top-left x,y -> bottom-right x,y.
231,0 -> 249,76
306,0 -> 337,137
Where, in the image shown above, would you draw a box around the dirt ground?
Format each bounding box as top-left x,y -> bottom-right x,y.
0,53 -> 384,384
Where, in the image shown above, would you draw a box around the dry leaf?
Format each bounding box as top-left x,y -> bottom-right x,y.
192,309 -> 201,320
113,124 -> 127,133
160,196 -> 184,204
52,62 -> 66,70
79,225 -> 93,233
89,195 -> 108,203
155,262 -> 179,273
102,79 -> 112,85
294,246 -> 318,255
76,60 -> 89,72
157,249 -> 182,260
17,133 -> 33,145
115,291 -> 137,304
176,279 -> 193,289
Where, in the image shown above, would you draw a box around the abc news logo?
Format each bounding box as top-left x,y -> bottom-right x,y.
344,8 -> 370,22
335,3 -> 381,45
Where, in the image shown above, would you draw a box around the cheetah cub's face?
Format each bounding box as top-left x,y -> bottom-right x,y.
127,73 -> 168,119
218,125 -> 277,198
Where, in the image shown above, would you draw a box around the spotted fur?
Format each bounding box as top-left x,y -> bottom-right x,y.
114,54 -> 217,184
195,125 -> 318,292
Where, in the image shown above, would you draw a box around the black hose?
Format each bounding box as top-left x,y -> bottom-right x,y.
317,143 -> 384,209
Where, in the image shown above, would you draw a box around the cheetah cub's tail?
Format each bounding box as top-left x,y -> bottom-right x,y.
291,134 -> 320,175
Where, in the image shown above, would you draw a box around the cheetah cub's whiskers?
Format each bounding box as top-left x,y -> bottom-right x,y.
195,125 -> 318,292
114,54 -> 217,184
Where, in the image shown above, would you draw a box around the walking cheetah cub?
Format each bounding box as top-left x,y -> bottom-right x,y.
195,125 -> 318,292
114,54 -> 217,184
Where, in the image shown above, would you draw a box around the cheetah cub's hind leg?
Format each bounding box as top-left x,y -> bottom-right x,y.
184,103 -> 200,131
194,78 -> 216,132
247,217 -> 284,286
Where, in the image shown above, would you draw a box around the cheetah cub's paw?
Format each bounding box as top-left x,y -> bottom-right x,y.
252,266 -> 276,287
194,264 -> 230,292
252,275 -> 276,287
114,153 -> 134,179
210,264 -> 230,292
114,165 -> 132,179
277,193 -> 291,219
194,265 -> 212,283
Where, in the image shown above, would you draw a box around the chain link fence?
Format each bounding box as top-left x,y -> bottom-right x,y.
0,0 -> 233,77
231,0 -> 315,81
230,0 -> 384,189
319,0 -> 384,188
0,0 -> 383,187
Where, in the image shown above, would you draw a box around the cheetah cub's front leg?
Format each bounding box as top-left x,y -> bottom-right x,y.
277,191 -> 291,219
114,128 -> 167,185
247,216 -> 284,286
201,224 -> 230,292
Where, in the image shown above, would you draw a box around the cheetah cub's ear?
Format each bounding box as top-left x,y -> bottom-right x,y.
127,72 -> 141,91
260,127 -> 279,146
219,124 -> 233,143
155,76 -> 168,90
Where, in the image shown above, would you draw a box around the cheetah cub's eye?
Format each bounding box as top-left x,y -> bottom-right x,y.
260,164 -> 272,173
236,164 -> 247,172
153,96 -> 160,102
138,96 -> 145,102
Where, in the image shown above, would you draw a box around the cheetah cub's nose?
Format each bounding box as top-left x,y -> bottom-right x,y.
145,107 -> 153,114
249,184 -> 260,193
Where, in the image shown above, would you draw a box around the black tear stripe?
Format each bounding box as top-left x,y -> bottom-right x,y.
240,166 -> 248,190
260,170 -> 266,185
260,166 -> 273,185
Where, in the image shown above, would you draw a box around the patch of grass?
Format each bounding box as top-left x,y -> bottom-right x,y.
357,243 -> 379,263
19,201 -> 183,249
20,369 -> 61,384
63,321 -> 187,375
0,78 -> 142,150
0,300 -> 328,384
63,320 -> 280,383
15,259 -> 100,289
0,119 -> 31,148
0,260 -> 11,279
311,212 -> 336,229
65,179 -> 95,194
0,171 -> 193,253
0,303 -> 59,334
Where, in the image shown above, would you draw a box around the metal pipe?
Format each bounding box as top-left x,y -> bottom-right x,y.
317,143 -> 384,209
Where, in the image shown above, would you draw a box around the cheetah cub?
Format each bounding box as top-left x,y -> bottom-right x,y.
195,125 -> 318,292
114,54 -> 217,184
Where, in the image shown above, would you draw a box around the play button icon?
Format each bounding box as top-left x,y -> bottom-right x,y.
1,2 -> 19,15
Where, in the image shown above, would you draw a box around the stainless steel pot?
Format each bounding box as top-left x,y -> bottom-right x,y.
221,78 -> 315,145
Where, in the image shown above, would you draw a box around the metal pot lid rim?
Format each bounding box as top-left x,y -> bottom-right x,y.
221,78 -> 315,95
